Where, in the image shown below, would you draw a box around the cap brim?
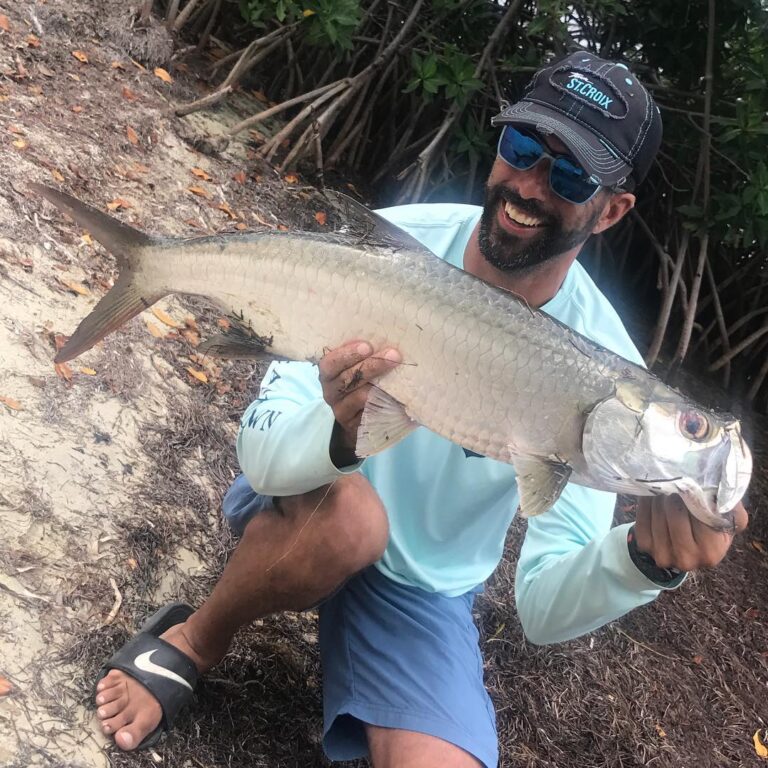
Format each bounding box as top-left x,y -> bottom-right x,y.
492,101 -> 632,187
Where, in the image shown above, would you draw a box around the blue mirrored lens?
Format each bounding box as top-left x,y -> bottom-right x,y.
497,126 -> 600,204
498,126 -> 543,169
551,157 -> 599,203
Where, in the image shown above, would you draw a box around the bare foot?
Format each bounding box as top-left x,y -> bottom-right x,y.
94,621 -> 216,751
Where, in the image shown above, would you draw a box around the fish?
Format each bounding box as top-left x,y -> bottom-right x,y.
31,183 -> 751,529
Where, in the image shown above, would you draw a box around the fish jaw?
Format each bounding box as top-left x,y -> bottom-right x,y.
582,394 -> 753,528
717,422 -> 752,514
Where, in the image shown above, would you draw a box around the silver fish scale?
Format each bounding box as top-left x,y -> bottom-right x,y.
157,233 -> 621,465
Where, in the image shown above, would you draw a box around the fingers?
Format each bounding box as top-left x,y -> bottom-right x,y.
731,501 -> 749,534
319,340 -> 402,448
634,497 -> 654,553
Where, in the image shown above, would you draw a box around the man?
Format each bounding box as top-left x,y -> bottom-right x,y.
93,52 -> 747,766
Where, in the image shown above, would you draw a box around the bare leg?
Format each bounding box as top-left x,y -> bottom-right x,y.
96,474 -> 389,750
367,726 -> 484,768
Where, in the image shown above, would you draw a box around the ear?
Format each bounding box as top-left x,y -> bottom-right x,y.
591,191 -> 635,235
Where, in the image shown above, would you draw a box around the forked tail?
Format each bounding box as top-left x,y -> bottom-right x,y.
31,184 -> 167,363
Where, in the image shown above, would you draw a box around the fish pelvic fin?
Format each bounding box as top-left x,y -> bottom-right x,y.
355,386 -> 419,457
31,184 -> 166,363
513,457 -> 572,518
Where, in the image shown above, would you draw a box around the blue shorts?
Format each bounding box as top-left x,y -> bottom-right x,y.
222,475 -> 498,767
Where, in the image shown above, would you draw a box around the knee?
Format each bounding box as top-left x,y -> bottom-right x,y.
285,474 -> 389,573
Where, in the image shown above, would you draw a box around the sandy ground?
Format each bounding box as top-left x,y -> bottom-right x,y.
0,2 -> 766,768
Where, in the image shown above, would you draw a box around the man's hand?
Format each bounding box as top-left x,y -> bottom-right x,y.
634,495 -> 748,572
318,341 -> 402,467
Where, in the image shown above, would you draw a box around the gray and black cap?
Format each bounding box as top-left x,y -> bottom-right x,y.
491,51 -> 663,188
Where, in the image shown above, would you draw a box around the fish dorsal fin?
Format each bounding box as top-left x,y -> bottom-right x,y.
197,323 -> 273,360
322,190 -> 435,256
355,385 -> 420,457
513,456 -> 572,518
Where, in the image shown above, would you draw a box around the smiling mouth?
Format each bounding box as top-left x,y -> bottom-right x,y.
502,199 -> 543,228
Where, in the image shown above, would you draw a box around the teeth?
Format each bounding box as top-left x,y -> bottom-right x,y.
504,201 -> 541,227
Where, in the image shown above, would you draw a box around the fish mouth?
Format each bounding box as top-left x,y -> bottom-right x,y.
668,422 -> 752,529
716,422 -> 752,514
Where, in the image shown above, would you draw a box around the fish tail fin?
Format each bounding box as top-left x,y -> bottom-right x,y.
31,183 -> 167,363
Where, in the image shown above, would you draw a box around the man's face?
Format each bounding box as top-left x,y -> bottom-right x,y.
478,129 -> 609,273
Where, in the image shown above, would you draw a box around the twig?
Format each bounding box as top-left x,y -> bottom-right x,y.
613,627 -> 679,662
174,85 -> 232,117
102,578 -> 123,626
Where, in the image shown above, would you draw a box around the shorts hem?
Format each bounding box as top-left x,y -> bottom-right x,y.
323,699 -> 497,768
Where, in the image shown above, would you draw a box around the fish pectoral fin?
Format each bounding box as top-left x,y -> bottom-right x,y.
513,457 -> 572,518
355,386 -> 419,457
197,325 -> 273,360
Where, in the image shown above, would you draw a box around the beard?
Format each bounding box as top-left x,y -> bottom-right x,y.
478,183 -> 603,273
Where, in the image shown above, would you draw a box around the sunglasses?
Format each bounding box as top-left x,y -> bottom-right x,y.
497,125 -> 602,205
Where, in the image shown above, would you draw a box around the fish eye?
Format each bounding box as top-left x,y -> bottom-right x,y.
678,409 -> 711,441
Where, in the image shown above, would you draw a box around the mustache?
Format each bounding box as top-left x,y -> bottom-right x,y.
487,185 -> 556,226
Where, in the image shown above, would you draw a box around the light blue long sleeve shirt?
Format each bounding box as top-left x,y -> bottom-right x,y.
237,203 -> 681,645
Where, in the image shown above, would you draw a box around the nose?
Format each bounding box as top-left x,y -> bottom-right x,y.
497,155 -> 551,203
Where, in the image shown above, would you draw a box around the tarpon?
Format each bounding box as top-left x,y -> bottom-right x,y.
31,183 -> 751,528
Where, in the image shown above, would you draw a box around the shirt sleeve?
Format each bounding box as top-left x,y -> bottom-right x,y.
514,483 -> 684,645
236,360 -> 363,496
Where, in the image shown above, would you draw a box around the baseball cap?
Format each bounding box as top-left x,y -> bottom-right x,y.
491,51 -> 663,188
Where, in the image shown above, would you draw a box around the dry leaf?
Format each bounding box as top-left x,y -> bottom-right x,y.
12,138 -> 27,149
127,557 -> 138,570
79,367 -> 97,376
111,60 -> 126,70
151,308 -> 182,328
186,367 -> 208,384
130,58 -> 147,72
277,224 -> 289,232
217,317 -> 231,330
154,67 -> 172,83
53,334 -> 68,352
0,395 -> 22,411
72,50 -> 89,63
188,186 -> 209,198
122,86 -> 138,101
0,677 -> 12,697
145,320 -> 164,338
284,174 -> 299,184
81,232 -> 93,245
181,328 -> 201,347
59,278 -> 90,296
71,105 -> 83,113
216,203 -> 237,220
8,125 -> 24,135
132,162 -> 150,174
692,654 -> 704,665
0,15 -> 11,32
654,724 -> 666,739
184,218 -> 203,229
51,169 -> 65,182
39,65 -> 55,78
233,170 -> 247,185
751,540 -> 766,554
216,381 -> 232,396
55,362 -> 73,381
314,211 -> 327,226
754,730 -> 768,759
191,167 -> 211,181
106,198 -> 132,211
235,222 -> 247,231
252,89 -> 268,102
126,126 -> 139,145
253,213 -> 274,228
26,34 -> 40,47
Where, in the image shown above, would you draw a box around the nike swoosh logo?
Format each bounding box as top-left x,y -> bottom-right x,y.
133,650 -> 193,691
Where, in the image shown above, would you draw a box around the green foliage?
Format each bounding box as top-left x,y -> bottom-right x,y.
239,0 -> 360,47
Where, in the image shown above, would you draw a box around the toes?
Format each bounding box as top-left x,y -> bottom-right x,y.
96,670 -> 125,695
97,696 -> 128,720
114,713 -> 159,752
101,709 -> 132,736
95,682 -> 125,706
